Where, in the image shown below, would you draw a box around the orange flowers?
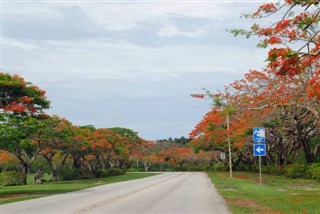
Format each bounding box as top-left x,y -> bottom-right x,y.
4,102 -> 27,113
1,72 -> 50,114
269,36 -> 282,44
253,3 -> 277,16
191,94 -> 205,99
274,20 -> 290,33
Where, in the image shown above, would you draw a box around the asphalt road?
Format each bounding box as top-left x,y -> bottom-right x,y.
1,172 -> 231,214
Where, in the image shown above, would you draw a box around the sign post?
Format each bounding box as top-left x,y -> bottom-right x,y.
220,152 -> 226,160
253,128 -> 266,185
253,127 -> 266,143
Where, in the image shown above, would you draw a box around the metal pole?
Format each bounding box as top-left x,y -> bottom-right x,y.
137,158 -> 139,172
259,155 -> 262,185
227,113 -> 232,178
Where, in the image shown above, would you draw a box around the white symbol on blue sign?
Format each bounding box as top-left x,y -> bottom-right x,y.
254,144 -> 266,156
253,127 -> 266,143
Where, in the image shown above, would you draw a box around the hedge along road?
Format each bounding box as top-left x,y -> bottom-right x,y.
1,172 -> 231,214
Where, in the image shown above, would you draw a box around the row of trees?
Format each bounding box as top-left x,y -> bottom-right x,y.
0,73 -> 223,184
0,73 -> 153,184
134,138 -> 221,172
190,0 -> 320,167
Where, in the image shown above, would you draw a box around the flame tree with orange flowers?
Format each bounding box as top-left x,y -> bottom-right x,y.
191,1 -> 320,166
230,0 -> 320,163
39,116 -> 76,181
0,73 -> 51,184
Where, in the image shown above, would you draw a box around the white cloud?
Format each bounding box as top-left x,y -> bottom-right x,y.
80,2 -> 227,31
3,37 -> 266,84
74,2 -> 263,32
3,2 -> 258,31
158,23 -> 207,38
3,2 -> 63,19
3,38 -> 45,51
1,1 -> 271,139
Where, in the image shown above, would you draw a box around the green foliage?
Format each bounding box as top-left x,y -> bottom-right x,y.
57,168 -> 83,181
127,168 -> 138,172
262,165 -> 284,175
173,166 -> 188,171
156,136 -> 191,145
233,164 -> 259,173
187,166 -> 205,171
95,168 -> 126,178
284,164 -> 308,179
306,163 -> 320,180
109,127 -> 141,144
57,167 -> 95,181
263,118 -> 281,128
0,157 -> 20,172
0,171 -> 25,186
223,163 -> 319,180
30,158 -> 50,174
257,39 -> 269,48
213,163 -> 228,171
79,125 -> 96,131
227,28 -> 252,38
203,165 -> 215,171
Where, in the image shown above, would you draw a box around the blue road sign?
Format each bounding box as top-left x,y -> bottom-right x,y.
254,144 -> 266,156
253,127 -> 266,143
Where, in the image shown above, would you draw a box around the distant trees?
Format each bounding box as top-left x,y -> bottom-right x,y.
157,136 -> 191,145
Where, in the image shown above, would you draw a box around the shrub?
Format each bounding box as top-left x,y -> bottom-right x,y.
108,168 -> 126,176
0,171 -> 25,186
58,168 -> 83,181
127,168 -> 138,172
0,158 -> 20,172
213,164 -> 227,171
262,165 -> 283,175
173,166 -> 188,171
251,165 -> 257,172
306,163 -> 320,180
284,164 -> 307,179
203,165 -> 215,171
188,166 -> 205,171
95,168 -> 126,178
233,165 -> 249,172
94,169 -> 107,178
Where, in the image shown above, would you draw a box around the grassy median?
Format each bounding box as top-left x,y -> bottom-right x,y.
0,172 -> 157,205
208,171 -> 320,214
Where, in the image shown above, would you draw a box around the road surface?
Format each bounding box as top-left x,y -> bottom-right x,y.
1,172 -> 231,214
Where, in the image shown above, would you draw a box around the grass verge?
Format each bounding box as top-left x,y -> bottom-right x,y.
208,171 -> 320,214
0,172 -> 157,205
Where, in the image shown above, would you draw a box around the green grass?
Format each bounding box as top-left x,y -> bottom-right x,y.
208,171 -> 320,214
0,172 -> 158,205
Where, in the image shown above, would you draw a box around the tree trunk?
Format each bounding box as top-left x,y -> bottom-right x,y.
143,161 -> 150,172
42,153 -> 69,182
301,138 -> 314,163
51,170 -> 58,182
296,121 -> 314,163
21,163 -> 29,185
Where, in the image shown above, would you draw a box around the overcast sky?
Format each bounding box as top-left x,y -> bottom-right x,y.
1,0 -> 272,140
